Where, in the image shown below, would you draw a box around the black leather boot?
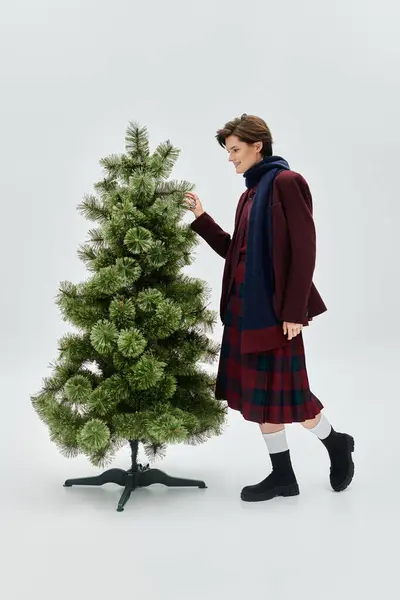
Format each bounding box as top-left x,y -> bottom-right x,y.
320,430 -> 355,492
241,450 -> 300,502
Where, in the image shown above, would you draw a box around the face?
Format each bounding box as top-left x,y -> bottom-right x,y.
225,135 -> 263,174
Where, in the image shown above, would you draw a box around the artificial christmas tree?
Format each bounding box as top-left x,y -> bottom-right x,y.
31,121 -> 226,511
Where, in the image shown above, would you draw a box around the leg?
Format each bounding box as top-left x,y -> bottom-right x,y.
64,468 -> 129,488
117,472 -> 137,512
138,468 -> 207,489
241,423 -> 299,502
301,413 -> 322,430
301,411 -> 355,492
259,422 -> 285,434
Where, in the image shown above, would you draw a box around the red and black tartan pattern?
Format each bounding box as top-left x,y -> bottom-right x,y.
215,257 -> 324,424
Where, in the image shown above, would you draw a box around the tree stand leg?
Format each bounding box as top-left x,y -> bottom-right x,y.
64,440 -> 207,512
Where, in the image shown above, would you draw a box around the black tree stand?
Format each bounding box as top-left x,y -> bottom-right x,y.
64,439 -> 207,512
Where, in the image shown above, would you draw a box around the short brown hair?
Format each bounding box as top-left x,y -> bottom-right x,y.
216,113 -> 273,157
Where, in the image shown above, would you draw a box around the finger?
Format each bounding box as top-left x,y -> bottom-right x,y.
185,193 -> 197,206
283,322 -> 287,335
183,195 -> 196,208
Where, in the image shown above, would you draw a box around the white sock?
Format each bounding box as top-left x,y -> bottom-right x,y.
263,429 -> 289,454
308,413 -> 332,440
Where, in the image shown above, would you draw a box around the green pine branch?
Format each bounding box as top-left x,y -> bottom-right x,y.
77,194 -> 109,223
125,121 -> 150,160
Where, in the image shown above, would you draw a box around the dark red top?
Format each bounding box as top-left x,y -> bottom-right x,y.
239,196 -> 253,254
190,170 -> 327,353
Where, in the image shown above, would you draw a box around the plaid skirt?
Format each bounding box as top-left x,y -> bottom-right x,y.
215,256 -> 324,424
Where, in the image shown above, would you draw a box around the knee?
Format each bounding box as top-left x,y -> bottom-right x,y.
259,423 -> 285,434
301,413 -> 322,429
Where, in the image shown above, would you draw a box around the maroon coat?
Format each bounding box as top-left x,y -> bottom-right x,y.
190,170 -> 327,352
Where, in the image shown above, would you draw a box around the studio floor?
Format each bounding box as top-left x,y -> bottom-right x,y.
1,346 -> 396,600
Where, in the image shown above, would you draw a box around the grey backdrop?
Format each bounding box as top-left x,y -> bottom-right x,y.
1,1 -> 398,598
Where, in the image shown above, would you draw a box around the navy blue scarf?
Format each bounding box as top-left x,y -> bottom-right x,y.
242,155 -> 290,334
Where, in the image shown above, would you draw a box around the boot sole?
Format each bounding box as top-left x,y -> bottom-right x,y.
331,434 -> 355,492
241,482 -> 300,503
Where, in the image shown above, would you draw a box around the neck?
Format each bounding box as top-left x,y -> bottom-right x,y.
243,155 -> 290,189
251,156 -> 263,166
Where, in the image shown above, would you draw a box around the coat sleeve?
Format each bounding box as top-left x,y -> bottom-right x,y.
274,171 -> 316,324
190,212 -> 231,259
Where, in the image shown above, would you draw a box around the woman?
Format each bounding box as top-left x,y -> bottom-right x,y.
184,113 -> 355,503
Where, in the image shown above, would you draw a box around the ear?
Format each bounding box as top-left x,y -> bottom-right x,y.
255,141 -> 263,154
